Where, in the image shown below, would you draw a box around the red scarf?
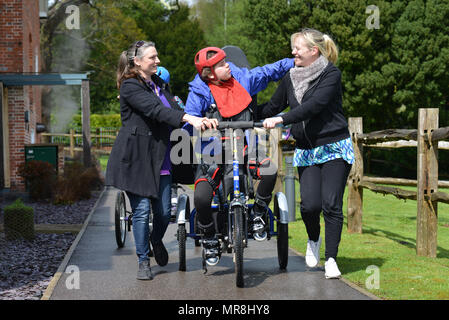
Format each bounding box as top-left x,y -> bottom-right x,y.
208,77 -> 252,118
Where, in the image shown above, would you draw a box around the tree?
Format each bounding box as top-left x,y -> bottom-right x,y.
87,0 -> 206,110
387,0 -> 449,127
84,0 -> 147,113
41,0 -> 206,115
308,0 -> 409,130
40,0 -> 93,72
242,0 -> 449,131
154,4 -> 207,101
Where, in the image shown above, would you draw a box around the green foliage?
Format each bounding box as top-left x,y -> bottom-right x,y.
240,0 -> 449,132
83,0 -> 147,114
43,0 -> 205,113
243,0 -> 312,64
4,198 -> 35,241
194,0 -> 449,131
154,4 -> 207,101
86,0 -> 205,110
70,114 -> 122,128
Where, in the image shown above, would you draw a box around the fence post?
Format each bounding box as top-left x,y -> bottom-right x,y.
416,108 -> 439,257
69,129 -> 75,158
347,117 -> 363,233
81,79 -> 91,167
284,155 -> 296,222
272,127 -> 283,194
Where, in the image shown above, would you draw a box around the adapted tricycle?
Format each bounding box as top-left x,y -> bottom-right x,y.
176,121 -> 289,288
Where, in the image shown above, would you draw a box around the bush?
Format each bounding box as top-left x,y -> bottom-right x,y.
53,161 -> 103,205
4,198 -> 35,241
17,160 -> 57,201
70,114 -> 122,128
17,158 -> 103,205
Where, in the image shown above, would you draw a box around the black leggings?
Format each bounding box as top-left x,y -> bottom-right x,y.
298,158 -> 352,261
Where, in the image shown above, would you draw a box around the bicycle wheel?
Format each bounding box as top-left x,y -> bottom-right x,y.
274,193 -> 289,270
115,191 -> 127,248
277,223 -> 288,270
233,206 -> 244,288
176,193 -> 190,271
178,223 -> 186,271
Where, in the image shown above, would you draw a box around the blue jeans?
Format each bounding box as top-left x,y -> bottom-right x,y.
126,175 -> 172,263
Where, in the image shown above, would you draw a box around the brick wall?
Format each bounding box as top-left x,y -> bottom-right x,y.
0,0 -> 23,73
0,0 -> 42,191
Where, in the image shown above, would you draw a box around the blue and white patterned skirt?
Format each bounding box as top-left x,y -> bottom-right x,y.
292,137 -> 355,167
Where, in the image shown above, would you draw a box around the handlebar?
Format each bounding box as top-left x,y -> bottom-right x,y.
217,121 -> 264,129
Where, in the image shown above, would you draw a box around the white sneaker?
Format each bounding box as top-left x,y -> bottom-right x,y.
325,258 -> 342,279
305,237 -> 322,267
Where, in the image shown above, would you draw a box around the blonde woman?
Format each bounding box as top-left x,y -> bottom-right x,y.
261,29 -> 354,279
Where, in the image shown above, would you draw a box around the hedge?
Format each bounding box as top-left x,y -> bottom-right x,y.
70,114 -> 121,128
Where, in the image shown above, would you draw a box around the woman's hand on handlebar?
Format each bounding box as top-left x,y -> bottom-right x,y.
203,117 -> 218,130
263,116 -> 283,129
183,114 -> 218,131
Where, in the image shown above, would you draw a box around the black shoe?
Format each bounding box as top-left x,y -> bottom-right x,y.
152,241 -> 168,266
137,260 -> 153,280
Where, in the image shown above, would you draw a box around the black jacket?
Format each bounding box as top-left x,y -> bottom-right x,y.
260,62 -> 349,149
105,75 -> 187,198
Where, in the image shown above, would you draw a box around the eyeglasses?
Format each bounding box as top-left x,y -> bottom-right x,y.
134,40 -> 144,58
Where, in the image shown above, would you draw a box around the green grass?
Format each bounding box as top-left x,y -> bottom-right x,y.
99,155 -> 109,172
288,183 -> 449,300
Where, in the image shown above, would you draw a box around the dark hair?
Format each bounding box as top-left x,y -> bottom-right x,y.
116,41 -> 155,89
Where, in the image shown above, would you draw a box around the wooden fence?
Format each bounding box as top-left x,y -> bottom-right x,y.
41,128 -> 118,157
347,108 -> 449,257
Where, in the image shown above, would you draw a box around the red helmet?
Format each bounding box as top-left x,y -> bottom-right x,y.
194,47 -> 226,81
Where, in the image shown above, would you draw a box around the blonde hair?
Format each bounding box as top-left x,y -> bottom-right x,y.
291,28 -> 338,64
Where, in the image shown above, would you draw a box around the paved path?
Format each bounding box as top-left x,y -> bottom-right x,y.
47,186 -> 374,300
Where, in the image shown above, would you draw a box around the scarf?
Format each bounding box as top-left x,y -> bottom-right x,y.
290,55 -> 329,104
208,77 -> 252,118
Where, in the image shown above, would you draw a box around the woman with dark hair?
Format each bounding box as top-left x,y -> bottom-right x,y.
262,29 -> 354,279
106,41 -> 217,280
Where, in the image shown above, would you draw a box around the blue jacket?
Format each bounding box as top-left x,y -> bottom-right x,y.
185,58 -> 294,119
